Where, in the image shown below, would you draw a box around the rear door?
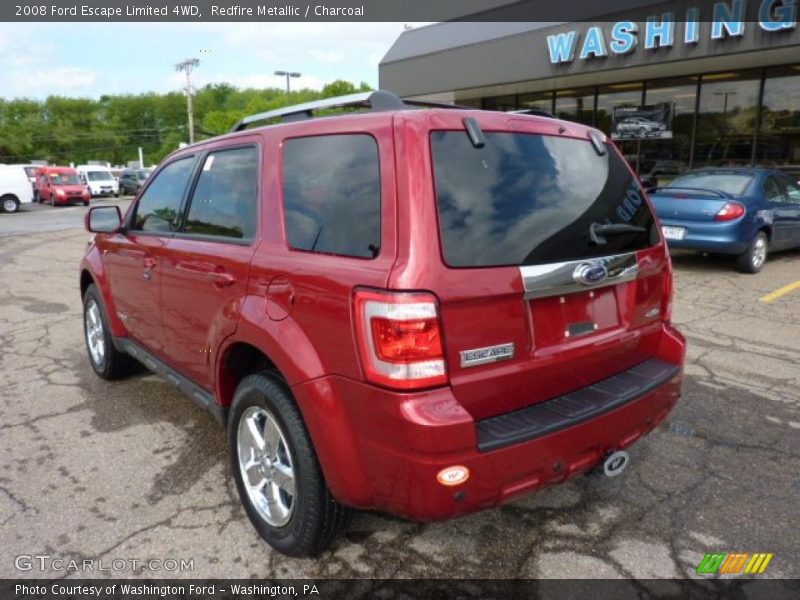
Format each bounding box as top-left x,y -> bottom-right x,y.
104,155 -> 197,357
776,174 -> 800,247
399,112 -> 669,421
159,143 -> 260,389
763,174 -> 797,250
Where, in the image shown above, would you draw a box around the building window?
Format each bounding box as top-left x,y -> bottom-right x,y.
483,95 -> 518,111
693,70 -> 761,168
554,87 -> 595,125
518,91 -> 554,114
597,82 -> 643,170
756,65 -> 800,173
596,82 -> 643,134
640,77 -> 698,185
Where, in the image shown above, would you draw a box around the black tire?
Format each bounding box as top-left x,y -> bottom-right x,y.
83,284 -> 137,379
1,194 -> 20,213
736,232 -> 768,274
228,373 -> 350,557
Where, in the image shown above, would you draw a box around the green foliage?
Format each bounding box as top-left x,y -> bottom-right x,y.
0,79 -> 373,166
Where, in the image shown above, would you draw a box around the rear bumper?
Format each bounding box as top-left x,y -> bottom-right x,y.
659,217 -> 751,255
293,324 -> 685,521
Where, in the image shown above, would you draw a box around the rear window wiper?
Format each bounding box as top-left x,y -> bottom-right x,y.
589,222 -> 646,245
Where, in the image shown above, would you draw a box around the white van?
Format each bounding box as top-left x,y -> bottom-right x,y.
76,165 -> 119,197
0,166 -> 34,213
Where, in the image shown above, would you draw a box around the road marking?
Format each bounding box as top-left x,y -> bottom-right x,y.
759,279 -> 800,303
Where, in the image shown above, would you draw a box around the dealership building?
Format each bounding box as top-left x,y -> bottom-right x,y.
379,4 -> 800,178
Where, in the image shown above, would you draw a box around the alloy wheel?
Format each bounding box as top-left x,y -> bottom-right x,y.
84,299 -> 105,367
237,406 -> 296,527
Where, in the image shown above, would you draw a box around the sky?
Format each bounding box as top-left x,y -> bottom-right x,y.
0,22 -> 422,100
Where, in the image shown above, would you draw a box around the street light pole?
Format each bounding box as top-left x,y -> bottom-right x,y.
175,58 -> 200,144
274,70 -> 301,99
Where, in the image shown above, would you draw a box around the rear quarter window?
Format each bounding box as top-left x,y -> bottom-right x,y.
282,134 -> 381,259
430,131 -> 657,267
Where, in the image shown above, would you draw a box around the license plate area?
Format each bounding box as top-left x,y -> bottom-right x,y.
661,226 -> 686,240
530,288 -> 620,348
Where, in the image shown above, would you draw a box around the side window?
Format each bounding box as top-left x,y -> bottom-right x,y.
763,176 -> 785,203
183,146 -> 259,240
132,157 -> 195,233
780,177 -> 800,204
282,134 -> 381,259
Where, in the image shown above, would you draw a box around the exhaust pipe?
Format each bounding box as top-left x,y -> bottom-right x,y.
602,450 -> 630,477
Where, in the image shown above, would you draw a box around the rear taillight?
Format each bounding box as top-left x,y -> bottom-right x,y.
715,202 -> 745,221
354,289 -> 447,390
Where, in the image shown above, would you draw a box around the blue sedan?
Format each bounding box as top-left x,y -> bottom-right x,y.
648,168 -> 800,273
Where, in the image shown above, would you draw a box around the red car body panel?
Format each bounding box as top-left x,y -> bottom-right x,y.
80,108 -> 686,521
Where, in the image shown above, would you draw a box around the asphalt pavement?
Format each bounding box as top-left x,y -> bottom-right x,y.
0,211 -> 798,581
0,197 -> 132,238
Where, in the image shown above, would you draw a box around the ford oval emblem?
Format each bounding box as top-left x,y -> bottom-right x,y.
574,263 -> 608,285
603,450 -> 630,477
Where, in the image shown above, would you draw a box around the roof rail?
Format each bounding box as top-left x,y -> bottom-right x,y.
509,108 -> 556,119
230,90 -> 469,132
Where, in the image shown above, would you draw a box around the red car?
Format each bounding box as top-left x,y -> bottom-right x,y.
35,166 -> 91,206
79,91 -> 685,557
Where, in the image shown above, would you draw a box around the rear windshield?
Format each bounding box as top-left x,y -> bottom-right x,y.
667,172 -> 753,196
430,131 -> 657,267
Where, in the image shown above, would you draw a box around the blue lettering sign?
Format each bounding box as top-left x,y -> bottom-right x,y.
759,0 -> 797,31
579,26 -> 608,59
645,13 -> 675,49
610,21 -> 638,54
685,7 -> 701,43
547,31 -> 578,63
712,0 -> 745,38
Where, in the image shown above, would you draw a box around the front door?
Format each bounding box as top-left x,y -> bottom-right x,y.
763,175 -> 796,250
159,145 -> 260,389
104,155 -> 198,358
778,175 -> 800,248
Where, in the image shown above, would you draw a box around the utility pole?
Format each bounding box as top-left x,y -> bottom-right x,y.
175,58 -> 200,144
274,70 -> 301,99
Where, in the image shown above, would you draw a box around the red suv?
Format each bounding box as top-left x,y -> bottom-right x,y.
36,166 -> 91,206
80,91 -> 685,557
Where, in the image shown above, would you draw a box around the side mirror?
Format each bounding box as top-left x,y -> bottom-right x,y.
85,206 -> 122,233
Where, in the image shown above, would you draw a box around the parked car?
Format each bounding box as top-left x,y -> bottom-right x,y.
80,91 -> 686,557
0,165 -> 34,213
35,167 -> 91,206
649,167 -> 800,273
616,117 -> 666,137
76,165 -> 119,197
118,168 -> 152,195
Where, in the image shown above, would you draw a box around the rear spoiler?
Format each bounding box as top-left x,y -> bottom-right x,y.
648,186 -> 730,199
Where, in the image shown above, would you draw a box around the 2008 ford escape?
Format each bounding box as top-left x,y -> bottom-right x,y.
79,91 -> 685,557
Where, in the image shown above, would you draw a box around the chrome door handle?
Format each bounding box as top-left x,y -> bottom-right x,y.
208,271 -> 236,287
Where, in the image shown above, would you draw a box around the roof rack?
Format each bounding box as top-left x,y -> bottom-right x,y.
509,108 -> 556,119
230,90 -> 469,132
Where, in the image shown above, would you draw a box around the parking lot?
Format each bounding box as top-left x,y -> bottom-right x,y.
1,202 -> 799,580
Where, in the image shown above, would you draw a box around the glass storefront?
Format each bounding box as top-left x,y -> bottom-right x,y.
554,87 -> 594,125
479,64 -> 800,179
640,77 -> 698,185
757,65 -> 800,170
596,83 -> 643,170
692,70 -> 761,168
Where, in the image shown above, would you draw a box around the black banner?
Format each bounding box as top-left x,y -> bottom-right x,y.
3,579 -> 800,600
3,0 -> 799,22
